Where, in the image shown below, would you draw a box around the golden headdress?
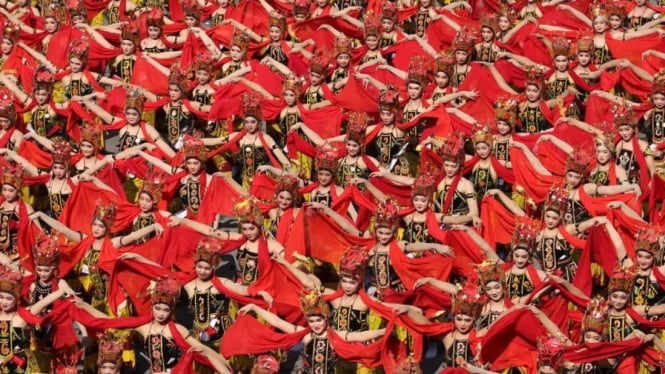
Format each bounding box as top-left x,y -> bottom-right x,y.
594,121 -> 618,153
120,20 -> 140,45
293,0 -> 311,16
42,2 -> 65,23
453,283 -> 482,318
94,200 -> 117,229
0,88 -> 16,122
411,172 -> 436,199
565,147 -> 594,176
282,74 -> 303,97
381,0 -> 398,22
275,174 -> 301,203
0,265 -> 21,297
310,52 -> 330,75
551,36 -> 571,58
146,8 -> 165,27
125,86 -> 145,113
183,135 -> 207,161
233,196 -> 264,225
497,4 -> 517,24
269,13 -> 287,32
168,63 -> 192,94
576,32 -> 594,54
589,0 -> 607,19
440,133 -> 466,164
608,265 -> 635,293
407,55 -> 432,87
66,0 -> 87,18
346,111 -> 370,145
193,50 -> 215,73
97,330 -> 125,367
364,11 -> 381,38
33,65 -> 55,93
436,50 -> 454,76
537,337 -> 565,371
379,84 -> 400,113
140,171 -> 165,202
150,275 -> 180,307
543,182 -> 568,216
375,198 -> 400,230
652,69 -> 665,96
1,164 -> 22,189
52,139 -> 73,167
68,38 -> 89,64
315,146 -> 338,173
394,356 -> 422,374
612,101 -> 637,128
524,66 -> 545,89
511,216 -> 541,250
471,123 -> 493,147
339,245 -> 369,281
453,29 -> 475,53
194,237 -> 223,267
232,29 -> 250,52
635,225 -> 661,257
33,233 -> 60,267
181,0 -> 202,18
582,298 -> 607,335
607,0 -> 627,19
242,93 -> 263,120
480,13 -> 499,33
334,37 -> 353,57
80,120 -> 104,149
477,260 -> 504,286
300,289 -> 330,317
495,95 -> 518,125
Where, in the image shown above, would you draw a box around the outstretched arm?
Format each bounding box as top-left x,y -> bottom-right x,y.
308,202 -> 365,236
32,212 -> 83,242
238,304 -> 304,332
510,142 -> 552,176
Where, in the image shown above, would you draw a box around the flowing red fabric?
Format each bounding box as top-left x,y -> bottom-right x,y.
327,74 -> 380,113
388,241 -> 454,290
196,175 -> 249,224
463,156 -> 515,185
130,56 -> 169,96
480,197 -> 515,248
573,225 -> 617,296
510,147 -> 561,202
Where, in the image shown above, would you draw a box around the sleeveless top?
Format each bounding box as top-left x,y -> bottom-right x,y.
535,234 -> 577,281
444,337 -> 473,369
112,57 -> 135,83
476,43 -> 497,63
403,219 -> 432,243
260,44 -> 289,67
79,247 -> 108,310
506,271 -> 534,299
48,188 -> 70,220
588,168 -> 610,186
451,64 -> 469,89
643,109 -> 665,145
329,68 -> 349,95
368,251 -> 407,299
471,165 -> 497,199
331,305 -> 368,332
32,105 -> 65,138
633,273 -> 665,307
413,8 -> 431,38
189,285 -> 232,337
607,314 -> 634,342
64,74 -> 93,99
145,334 -> 181,371
336,157 -> 370,189
179,178 -> 202,216
492,139 -> 510,162
132,214 -> 156,245
237,247 -> 259,285
118,126 -> 148,152
0,208 -> 19,261
165,104 -> 194,145
302,87 -> 326,105
434,184 -> 473,215
302,335 -> 337,374
0,322 -> 29,374
519,104 -> 551,134
241,143 -> 269,183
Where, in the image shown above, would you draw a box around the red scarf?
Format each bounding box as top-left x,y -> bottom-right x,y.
440,174 -> 461,214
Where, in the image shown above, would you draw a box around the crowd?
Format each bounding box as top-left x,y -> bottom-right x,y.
0,0 -> 662,372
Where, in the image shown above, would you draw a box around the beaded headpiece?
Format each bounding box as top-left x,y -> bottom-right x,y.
125,86 -> 145,113
193,50 -> 215,73
590,0 -> 608,19
233,196 -> 264,225
339,246 -> 369,281
543,182 -> 568,216
293,0 -> 311,16
612,101 -> 637,128
52,140 -> 72,167
582,298 -> 607,335
33,233 -> 60,267
537,337 -> 565,371
168,63 -> 192,94
140,171 -> 165,201
146,8 -> 165,27
94,200 -> 117,229
1,24 -> 19,44
0,88 -> 16,122
42,2 -> 64,23
242,93 -> 263,120
436,51 -> 454,76
80,121 -> 104,149
364,11 -> 381,38
300,289 -> 330,317
150,275 -> 180,307
497,4 -> 517,24
0,265 -> 21,297
635,225 -> 661,257
282,74 -> 303,97
608,265 -> 635,293
315,146 -> 338,173
477,260 -> 504,286
381,1 -> 398,21
607,0 -> 626,19
275,174 -> 301,203
453,30 -> 475,53
411,172 -> 436,200
524,66 -> 545,89
440,133 -> 466,164
551,36 -> 571,58
395,356 -> 422,374
480,13 -> 499,33
252,355 -> 280,374
471,124 -> 493,147
55,350 -> 84,374
232,29 -> 250,52
346,111 -> 370,145
1,164 -> 22,189
375,199 -> 400,230
68,38 -> 88,64
565,147 -> 594,176
511,216 -> 541,250
334,37 -> 353,57
495,95 -> 518,125
183,136 -> 207,161
194,237 -> 223,267
407,55 -> 431,87
269,13 -> 287,32
652,69 -> 665,97
120,21 -> 140,45
576,33 -> 594,54
33,66 -> 55,93
97,330 -> 125,367
181,0 -> 202,18
66,0 -> 87,18
379,84 -> 400,113
310,52 -> 330,75
594,121 -> 617,153
453,284 -> 483,318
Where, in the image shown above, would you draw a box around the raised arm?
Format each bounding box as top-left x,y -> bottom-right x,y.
538,134 -> 573,154
81,98 -> 116,124
238,304 -> 304,332
111,223 -> 163,247
0,73 -> 29,104
32,211 -> 82,242
484,189 -> 526,216
0,149 -> 39,176
510,142 -> 552,176
308,202 -> 364,236
222,19 -> 262,42
289,122 -> 325,146
556,4 -> 591,26
22,132 -> 54,151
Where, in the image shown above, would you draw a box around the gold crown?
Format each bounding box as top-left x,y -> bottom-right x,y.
594,121 -> 617,152
193,50 -> 215,73
0,88 -> 16,122
411,172 -> 436,199
282,74 -> 303,96
125,86 -> 145,113
543,182 -> 568,216
375,198 -> 400,230
495,95 -> 518,124
551,36 -> 571,58
94,200 -> 117,229
407,55 -> 432,87
590,0 -> 607,18
42,2 -> 65,23
612,101 -> 637,128
497,4 -> 517,24
607,0 -> 626,19
120,21 -> 140,45
524,66 -> 544,89
52,139 -> 72,167
635,226 -> 661,257
453,29 -> 475,52
269,13 -> 287,31
379,84 -> 400,113
2,164 -> 22,189
146,8 -> 165,27
346,111 -> 370,145
140,171 -> 165,201
537,337 -> 565,371
183,135 -> 207,161
66,0 -> 86,17
33,65 -> 55,93
315,146 -> 339,173
275,174 -> 301,203
68,38 -> 89,63
511,216 -> 541,250
582,298 -> 607,335
339,246 -> 369,281
300,289 -> 330,317
0,265 -> 21,297
194,237 -> 223,267
652,69 -> 665,96
33,233 -> 60,267
480,13 -> 499,33
80,120 -> 104,149
293,0 -> 311,16
364,11 -> 381,38
150,275 -> 180,307
252,355 -> 280,374
181,0 -> 202,18
576,33 -> 593,53
310,52 -> 330,75
477,260 -> 504,286
334,37 -> 353,57
440,133 -> 465,164
242,93 -> 262,120
97,330 -> 125,366
395,356 -> 422,374
565,147 -> 594,176
453,284 -> 482,318
232,29 -> 250,52
168,63 -> 192,93
608,265 -> 634,293
436,50 -> 454,76
233,196 -> 264,225
381,0 -> 398,21
471,124 -> 493,147
56,349 -> 84,374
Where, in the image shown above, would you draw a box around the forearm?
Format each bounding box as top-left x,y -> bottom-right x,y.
138,151 -> 174,174
36,214 -> 80,241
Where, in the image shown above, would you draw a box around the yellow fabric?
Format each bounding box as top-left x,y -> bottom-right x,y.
91,11 -> 105,26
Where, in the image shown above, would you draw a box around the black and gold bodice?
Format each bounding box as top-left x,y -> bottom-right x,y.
164,104 -> 194,145
402,107 -> 425,147
192,87 -> 214,106
103,2 -> 121,24
451,64 -> 469,89
506,271 -> 534,299
643,110 -> 665,144
189,285 -> 232,337
48,189 -> 69,220
616,148 -> 642,185
361,51 -> 380,65
302,86 -> 326,105
144,334 -> 181,372
331,305 -> 368,332
118,126 -> 147,152
336,157 -> 370,189
520,8 -> 539,19
334,0 -> 361,10
79,247 -> 108,310
403,219 -> 432,243
379,33 -> 395,48
30,280 -> 53,314
0,208 -> 19,261
375,129 -> 406,169
221,62 -> 242,78
329,68 -> 349,95
475,43 -> 497,63
492,139 -> 510,162
607,314 -> 634,342
64,74 -> 93,99
368,251 -> 407,298
240,143 -> 269,181
444,337 -> 473,368
0,322 -> 29,374
302,335 -> 337,374
588,168 -> 610,186
142,45 -> 169,54
311,189 -> 332,207
547,77 -> 572,99
237,247 -> 259,285
593,44 -> 612,66
112,57 -> 135,83
434,185 -> 473,216
31,105 -> 65,138
132,214 -> 156,245
564,197 -> 590,226
413,8 -> 432,38
470,165 -> 497,199
476,310 -> 502,330
179,177 -> 202,216
633,273 -> 665,307
210,12 -> 225,26
275,110 -> 301,147
260,43 -> 289,67
535,234 -> 577,281
626,14 -> 650,29
519,104 -> 551,134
